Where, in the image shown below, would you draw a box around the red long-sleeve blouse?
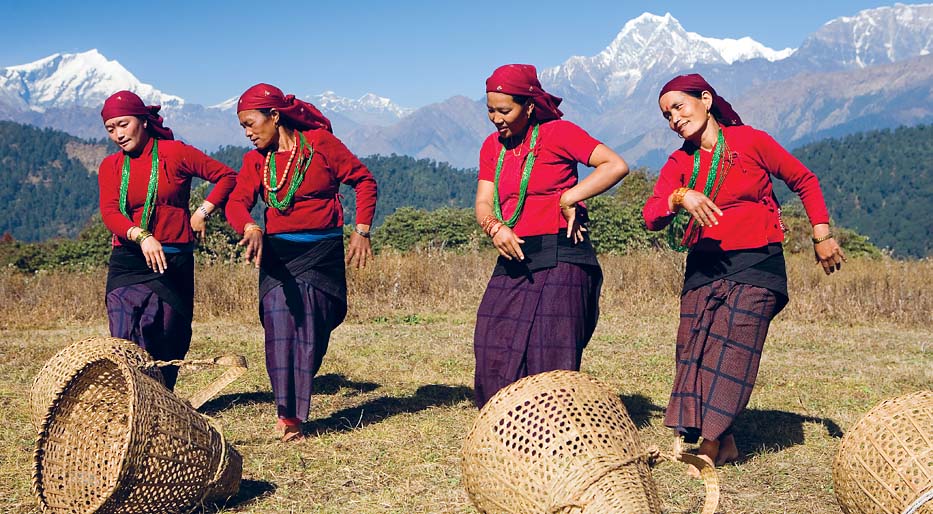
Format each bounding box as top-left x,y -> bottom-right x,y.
478,120 -> 601,237
98,138 -> 237,246
225,129 -> 377,234
642,125 -> 830,252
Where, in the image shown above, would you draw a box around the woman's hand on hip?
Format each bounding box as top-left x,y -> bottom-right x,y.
560,204 -> 587,244
346,231 -> 373,269
140,237 -> 167,274
680,190 -> 722,228
492,225 -> 525,261
190,211 -> 207,239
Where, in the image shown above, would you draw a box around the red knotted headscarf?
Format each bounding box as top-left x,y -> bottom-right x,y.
659,74 -> 743,127
100,90 -> 175,140
485,64 -> 563,123
237,83 -> 333,133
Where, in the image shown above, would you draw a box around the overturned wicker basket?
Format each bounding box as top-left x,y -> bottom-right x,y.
31,337 -> 248,430
33,351 -> 242,513
461,370 -> 719,514
30,337 -> 164,429
833,390 -> 933,514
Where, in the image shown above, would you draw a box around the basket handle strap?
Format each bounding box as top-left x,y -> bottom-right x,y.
145,355 -> 248,410
662,438 -> 721,514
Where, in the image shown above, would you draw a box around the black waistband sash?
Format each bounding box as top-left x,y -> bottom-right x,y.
683,243 -> 788,299
106,245 -> 195,320
259,236 -> 347,304
492,233 -> 600,278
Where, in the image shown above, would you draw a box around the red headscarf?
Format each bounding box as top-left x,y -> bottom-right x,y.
659,74 -> 743,127
237,83 -> 333,132
100,90 -> 175,140
485,64 -> 563,123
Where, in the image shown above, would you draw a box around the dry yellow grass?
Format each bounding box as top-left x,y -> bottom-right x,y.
1,251 -> 931,513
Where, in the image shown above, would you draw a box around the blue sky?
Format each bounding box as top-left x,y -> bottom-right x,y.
0,1 -> 920,107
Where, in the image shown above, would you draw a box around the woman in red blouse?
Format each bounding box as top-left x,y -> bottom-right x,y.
642,73 -> 846,472
226,83 -> 377,442
98,90 -> 237,390
473,64 -> 629,408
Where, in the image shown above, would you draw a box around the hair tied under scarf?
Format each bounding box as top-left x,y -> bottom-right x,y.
100,90 -> 175,140
658,73 -> 743,127
485,64 -> 564,123
237,83 -> 333,133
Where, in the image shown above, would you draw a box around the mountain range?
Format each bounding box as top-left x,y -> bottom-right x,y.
0,3 -> 931,169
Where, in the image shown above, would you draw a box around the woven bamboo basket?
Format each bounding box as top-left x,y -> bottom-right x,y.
30,337 -> 163,429
461,370 -> 719,514
33,352 -> 242,513
832,390 -> 933,514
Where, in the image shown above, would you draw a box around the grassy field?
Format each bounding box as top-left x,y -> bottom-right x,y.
1,251 -> 930,513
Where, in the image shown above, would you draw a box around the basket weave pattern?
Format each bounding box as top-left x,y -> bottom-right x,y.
833,390 -> 933,514
461,370 -> 715,514
33,353 -> 241,513
30,337 -> 163,430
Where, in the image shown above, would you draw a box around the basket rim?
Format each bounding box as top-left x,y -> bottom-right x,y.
32,354 -> 142,512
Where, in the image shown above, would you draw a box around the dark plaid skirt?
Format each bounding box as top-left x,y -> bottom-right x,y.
260,279 -> 347,421
106,283 -> 192,390
665,279 -> 785,442
473,261 -> 602,408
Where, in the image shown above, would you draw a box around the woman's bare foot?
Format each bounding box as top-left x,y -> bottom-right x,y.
716,434 -> 740,465
276,418 -> 304,443
687,438 -> 719,478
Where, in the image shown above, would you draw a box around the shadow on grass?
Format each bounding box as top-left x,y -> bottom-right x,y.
733,409 -> 844,461
197,373 -> 381,415
304,384 -> 474,434
201,478 -> 276,513
313,373 -> 380,395
619,393 -> 666,428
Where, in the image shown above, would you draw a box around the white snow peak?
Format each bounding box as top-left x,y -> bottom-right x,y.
0,49 -> 183,111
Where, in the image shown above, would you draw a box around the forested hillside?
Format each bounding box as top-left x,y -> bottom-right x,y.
788,124 -> 932,257
0,121 -> 104,240
209,146 -> 475,226
0,121 -> 928,258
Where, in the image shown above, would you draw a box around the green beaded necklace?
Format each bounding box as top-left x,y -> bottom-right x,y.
667,129 -> 725,252
493,124 -> 539,227
119,139 -> 159,230
265,132 -> 314,211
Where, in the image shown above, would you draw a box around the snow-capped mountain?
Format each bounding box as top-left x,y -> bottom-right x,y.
0,49 -> 182,112
792,3 -> 933,70
309,91 -> 415,121
211,90 -> 413,126
539,12 -> 794,109
1,4 -> 932,169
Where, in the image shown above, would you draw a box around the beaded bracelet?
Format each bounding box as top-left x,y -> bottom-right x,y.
480,214 -> 502,235
671,187 -> 690,208
198,205 -> 211,218
812,233 -> 834,244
